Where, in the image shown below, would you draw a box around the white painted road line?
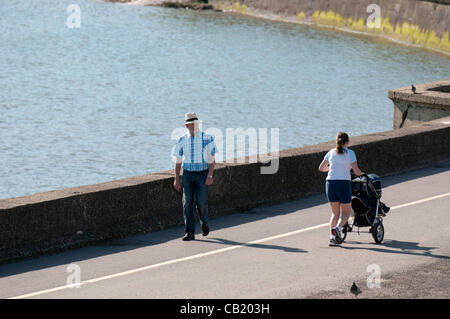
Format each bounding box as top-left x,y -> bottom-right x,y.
387,192 -> 450,210
9,192 -> 450,299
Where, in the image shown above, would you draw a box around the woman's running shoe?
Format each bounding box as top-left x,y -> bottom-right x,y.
332,228 -> 343,244
329,238 -> 340,246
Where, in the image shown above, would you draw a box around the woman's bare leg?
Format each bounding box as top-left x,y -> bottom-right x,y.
338,203 -> 352,227
329,202 -> 341,234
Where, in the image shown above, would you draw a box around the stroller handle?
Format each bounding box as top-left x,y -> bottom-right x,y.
350,170 -> 369,180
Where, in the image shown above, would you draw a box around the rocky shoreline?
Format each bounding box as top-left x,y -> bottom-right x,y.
104,0 -> 215,10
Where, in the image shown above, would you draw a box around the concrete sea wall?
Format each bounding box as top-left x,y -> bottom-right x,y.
210,0 -> 450,55
1,116 -> 449,264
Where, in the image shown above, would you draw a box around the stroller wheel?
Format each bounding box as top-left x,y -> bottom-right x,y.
371,221 -> 384,244
345,223 -> 353,233
341,223 -> 352,243
341,230 -> 347,243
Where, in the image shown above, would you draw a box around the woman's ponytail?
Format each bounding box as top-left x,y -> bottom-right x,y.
336,132 -> 349,154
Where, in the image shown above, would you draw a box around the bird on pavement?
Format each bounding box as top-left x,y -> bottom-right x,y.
411,84 -> 417,94
350,282 -> 362,296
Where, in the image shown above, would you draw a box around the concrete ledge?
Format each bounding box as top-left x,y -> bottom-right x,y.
389,78 -> 450,109
1,116 -> 450,264
389,78 -> 450,128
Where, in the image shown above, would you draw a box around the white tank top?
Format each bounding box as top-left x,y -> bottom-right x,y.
324,148 -> 357,180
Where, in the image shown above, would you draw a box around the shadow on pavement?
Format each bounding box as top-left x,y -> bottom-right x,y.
340,239 -> 450,260
195,237 -> 308,253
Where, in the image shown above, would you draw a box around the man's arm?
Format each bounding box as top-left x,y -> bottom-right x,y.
205,155 -> 215,186
205,135 -> 217,186
174,161 -> 182,192
172,137 -> 184,192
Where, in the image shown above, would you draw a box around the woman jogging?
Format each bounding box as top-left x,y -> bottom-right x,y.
318,132 -> 364,246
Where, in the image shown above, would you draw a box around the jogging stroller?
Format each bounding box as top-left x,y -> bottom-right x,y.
341,172 -> 389,244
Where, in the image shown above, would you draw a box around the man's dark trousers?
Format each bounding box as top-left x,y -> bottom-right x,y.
182,169 -> 209,235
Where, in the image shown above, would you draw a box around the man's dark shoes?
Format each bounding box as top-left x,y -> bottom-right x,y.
202,223 -> 210,237
182,233 -> 195,241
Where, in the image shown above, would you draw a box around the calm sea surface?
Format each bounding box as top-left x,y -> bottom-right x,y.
1,0 -> 449,199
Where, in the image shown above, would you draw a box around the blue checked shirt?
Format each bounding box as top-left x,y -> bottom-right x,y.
172,130 -> 217,171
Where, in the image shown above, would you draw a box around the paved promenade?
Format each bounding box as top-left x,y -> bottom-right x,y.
1,161 -> 449,299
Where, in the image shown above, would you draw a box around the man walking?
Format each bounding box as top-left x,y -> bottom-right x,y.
173,112 -> 217,241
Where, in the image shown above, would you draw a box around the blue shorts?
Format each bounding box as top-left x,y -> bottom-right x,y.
326,180 -> 352,204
